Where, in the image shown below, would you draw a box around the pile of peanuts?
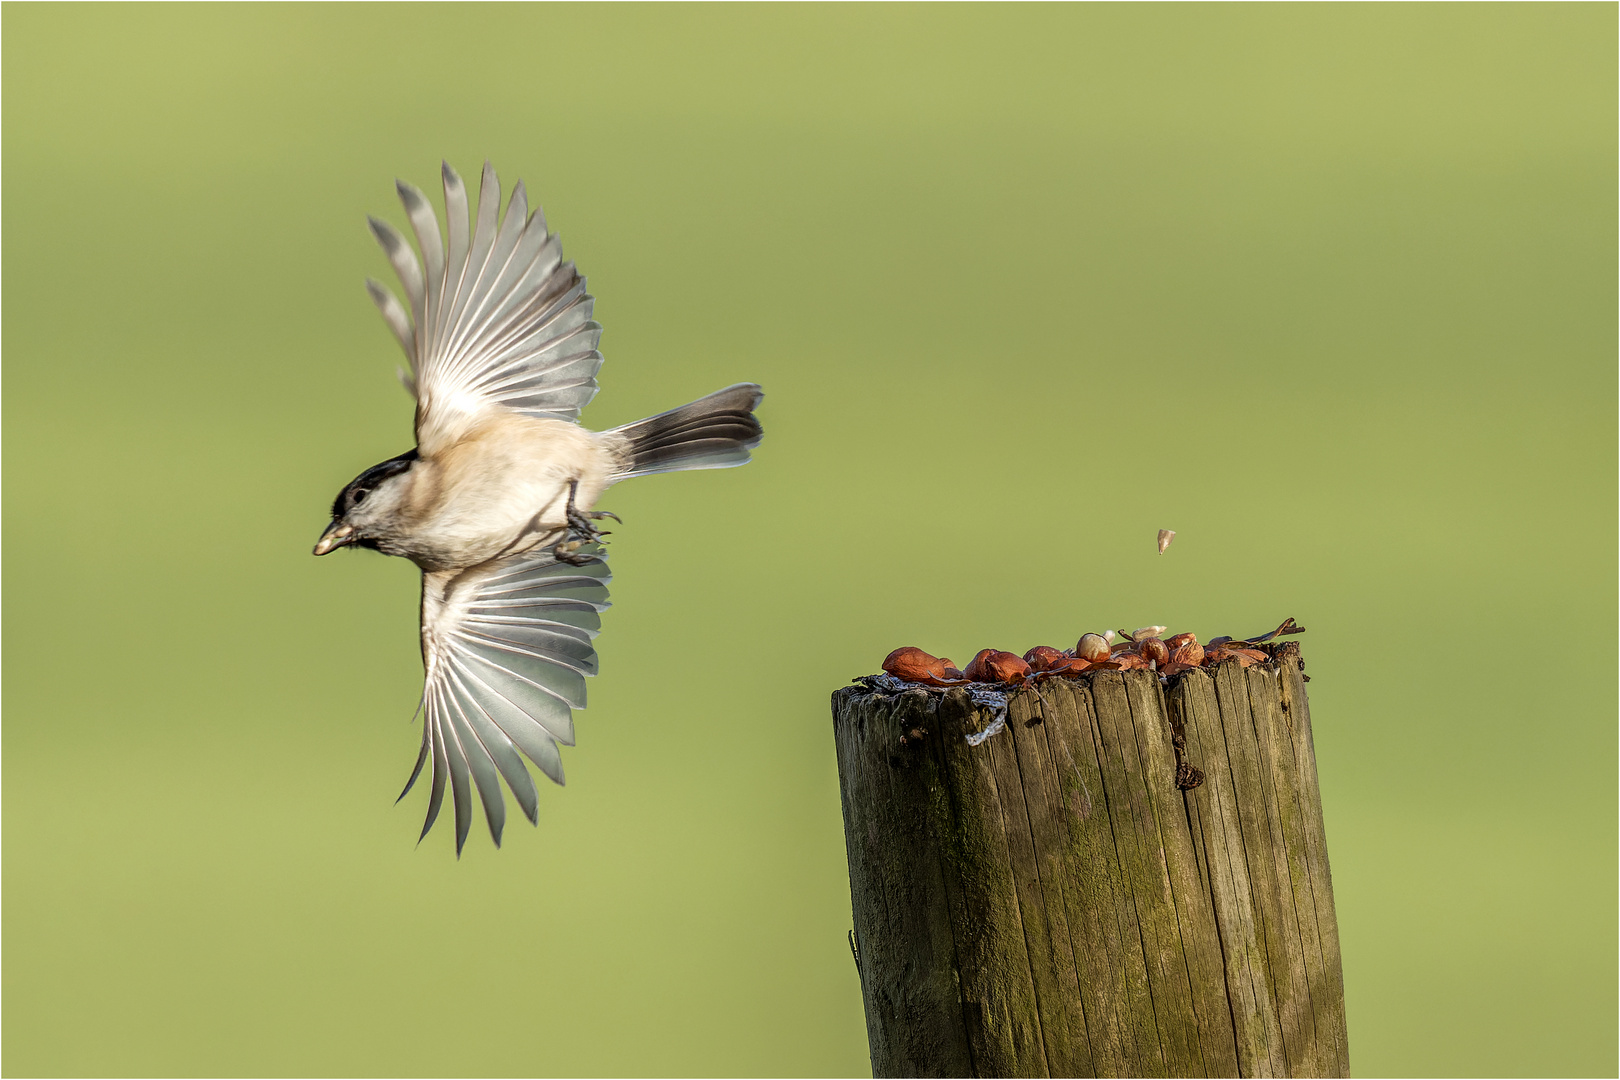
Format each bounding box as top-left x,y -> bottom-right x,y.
882,627 -> 1274,688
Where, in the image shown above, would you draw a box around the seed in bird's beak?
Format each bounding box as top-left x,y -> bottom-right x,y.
1158,529 -> 1176,554
313,522 -> 356,555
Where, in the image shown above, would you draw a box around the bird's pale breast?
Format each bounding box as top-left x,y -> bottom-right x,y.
402,414 -> 618,571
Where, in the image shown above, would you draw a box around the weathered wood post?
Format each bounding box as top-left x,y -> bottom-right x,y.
832,642 -> 1347,1078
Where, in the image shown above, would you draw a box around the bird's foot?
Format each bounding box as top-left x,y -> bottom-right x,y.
553,480 -> 620,565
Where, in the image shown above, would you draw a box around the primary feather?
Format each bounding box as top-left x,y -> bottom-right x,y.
406,545 -> 611,854
367,160 -> 605,456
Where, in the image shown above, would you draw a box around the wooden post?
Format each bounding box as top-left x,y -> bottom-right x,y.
832,644 -> 1347,1078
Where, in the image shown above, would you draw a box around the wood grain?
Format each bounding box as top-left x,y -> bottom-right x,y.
833,650 -> 1347,1078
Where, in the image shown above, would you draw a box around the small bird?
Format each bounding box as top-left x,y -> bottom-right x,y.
315,161 -> 763,853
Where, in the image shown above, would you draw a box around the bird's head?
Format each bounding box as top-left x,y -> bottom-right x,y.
313,449 -> 419,555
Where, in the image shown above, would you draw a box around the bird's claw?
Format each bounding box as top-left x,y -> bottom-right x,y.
552,538 -> 594,566
553,480 -> 619,565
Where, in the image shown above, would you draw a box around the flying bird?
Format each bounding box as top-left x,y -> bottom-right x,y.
315,161 -> 763,853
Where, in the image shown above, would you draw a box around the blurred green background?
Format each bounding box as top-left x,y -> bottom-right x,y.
4,4 -> 1614,1076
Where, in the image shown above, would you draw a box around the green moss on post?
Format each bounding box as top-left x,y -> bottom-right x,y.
832,647 -> 1347,1078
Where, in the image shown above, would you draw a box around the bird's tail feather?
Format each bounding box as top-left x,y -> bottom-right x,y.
607,383 -> 764,480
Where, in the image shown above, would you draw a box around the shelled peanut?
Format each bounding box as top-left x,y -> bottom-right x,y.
879,619 -> 1300,687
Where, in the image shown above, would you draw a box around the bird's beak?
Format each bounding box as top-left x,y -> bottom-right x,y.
313,521 -> 356,556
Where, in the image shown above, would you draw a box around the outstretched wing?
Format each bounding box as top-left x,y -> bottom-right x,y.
366,161 -> 604,456
403,544 -> 611,854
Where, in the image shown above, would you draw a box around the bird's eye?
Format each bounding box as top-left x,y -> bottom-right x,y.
351,488 -> 369,506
